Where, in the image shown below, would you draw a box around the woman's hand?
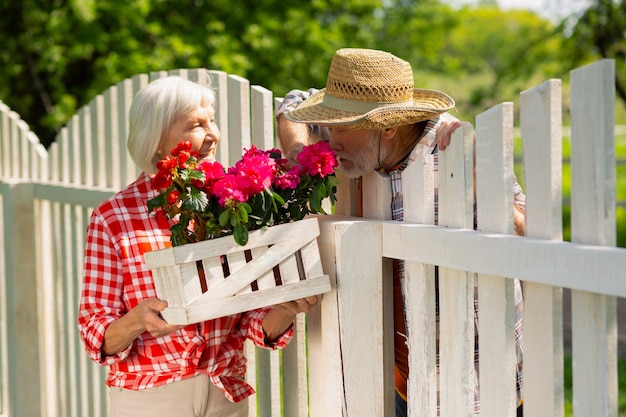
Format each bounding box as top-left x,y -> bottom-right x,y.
101,298 -> 182,356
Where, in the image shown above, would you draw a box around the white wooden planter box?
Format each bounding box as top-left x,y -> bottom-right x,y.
144,217 -> 331,325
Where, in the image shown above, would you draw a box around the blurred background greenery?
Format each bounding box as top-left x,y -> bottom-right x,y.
1,0 -> 624,145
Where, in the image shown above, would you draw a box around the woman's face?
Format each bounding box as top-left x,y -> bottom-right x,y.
162,102 -> 220,163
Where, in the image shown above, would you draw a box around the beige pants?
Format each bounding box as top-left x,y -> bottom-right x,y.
108,374 -> 249,417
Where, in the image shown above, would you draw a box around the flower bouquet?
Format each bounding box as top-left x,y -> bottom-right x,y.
143,141 -> 338,324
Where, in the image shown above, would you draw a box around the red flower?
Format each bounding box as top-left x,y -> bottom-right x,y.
171,141 -> 192,156
166,189 -> 180,204
152,170 -> 173,189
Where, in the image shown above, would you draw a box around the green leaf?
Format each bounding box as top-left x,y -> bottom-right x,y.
237,203 -> 249,223
184,187 -> 209,212
233,222 -> 248,246
147,193 -> 167,213
218,209 -> 230,227
230,212 -> 240,227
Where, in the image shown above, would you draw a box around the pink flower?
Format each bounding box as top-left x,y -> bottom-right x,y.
297,141 -> 338,178
232,146 -> 275,195
213,174 -> 248,206
273,166 -> 301,190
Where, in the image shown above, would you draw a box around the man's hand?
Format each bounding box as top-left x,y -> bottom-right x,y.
262,295 -> 319,342
435,120 -> 471,151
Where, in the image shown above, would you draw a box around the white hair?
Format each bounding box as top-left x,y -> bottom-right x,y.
127,76 -> 215,174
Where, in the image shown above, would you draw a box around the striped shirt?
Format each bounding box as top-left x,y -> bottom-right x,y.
77,173 -> 293,402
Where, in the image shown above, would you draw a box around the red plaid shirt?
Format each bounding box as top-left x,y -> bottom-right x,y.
77,173 -> 293,402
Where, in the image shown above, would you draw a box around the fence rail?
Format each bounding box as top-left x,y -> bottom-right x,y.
1,59 -> 624,417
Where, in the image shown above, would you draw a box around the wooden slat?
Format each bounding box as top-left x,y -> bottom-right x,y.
104,86 -> 120,189
333,220 -> 390,417
403,154 -> 438,417
438,124 -> 476,416
145,217 -> 320,267
0,101 -> 9,178
475,103 -> 518,417
208,70 -> 229,166
570,59 -> 618,417
308,218 -> 345,417
227,74 -> 251,166
282,314 -> 309,417
520,78 -> 565,417
382,223 -> 626,297
251,85 -> 275,150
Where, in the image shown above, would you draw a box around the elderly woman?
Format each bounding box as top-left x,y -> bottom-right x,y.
77,76 -> 317,417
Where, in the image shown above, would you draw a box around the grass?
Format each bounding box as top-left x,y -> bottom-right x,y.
563,356 -> 626,416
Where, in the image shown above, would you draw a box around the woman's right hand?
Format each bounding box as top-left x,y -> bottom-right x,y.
131,298 -> 183,338
101,298 -> 183,356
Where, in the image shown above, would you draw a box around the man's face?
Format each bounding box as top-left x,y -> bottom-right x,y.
329,128 -> 380,178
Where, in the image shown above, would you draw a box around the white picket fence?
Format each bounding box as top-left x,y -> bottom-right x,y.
0,59 -> 624,417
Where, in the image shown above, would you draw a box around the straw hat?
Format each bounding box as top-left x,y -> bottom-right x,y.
284,48 -> 455,130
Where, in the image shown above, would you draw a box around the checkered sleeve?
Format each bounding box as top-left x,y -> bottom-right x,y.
240,307 -> 294,349
77,210 -> 132,365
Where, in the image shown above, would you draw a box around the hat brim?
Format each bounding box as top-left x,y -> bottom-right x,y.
284,88 -> 455,130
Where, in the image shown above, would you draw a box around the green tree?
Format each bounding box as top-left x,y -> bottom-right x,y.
564,0 -> 626,104
0,0 -> 382,147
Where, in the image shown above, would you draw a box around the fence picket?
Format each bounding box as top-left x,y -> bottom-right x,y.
475,102 -> 518,417
438,124 -> 476,416
570,59 -> 618,417
403,154 -> 438,417
520,78 -> 565,417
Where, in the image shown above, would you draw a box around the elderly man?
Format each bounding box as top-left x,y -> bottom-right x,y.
276,48 -> 525,417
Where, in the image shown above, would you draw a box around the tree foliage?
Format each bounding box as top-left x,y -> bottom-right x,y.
565,0 -> 626,103
0,0 -> 619,147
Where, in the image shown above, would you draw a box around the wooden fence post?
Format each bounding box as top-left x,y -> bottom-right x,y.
1,181 -> 42,417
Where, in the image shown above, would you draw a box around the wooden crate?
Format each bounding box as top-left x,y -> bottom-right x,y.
144,217 -> 331,324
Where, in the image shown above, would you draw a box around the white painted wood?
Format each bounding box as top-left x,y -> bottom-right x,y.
144,219 -> 331,324
520,78 -> 565,417
228,74 -> 251,166
282,314 -> 309,417
333,220 -> 391,417
475,103 -> 518,417
90,94 -> 106,187
402,155 -> 438,417
308,218 -> 345,417
103,86 -> 120,189
208,70 -> 230,166
79,105 -> 93,186
570,59 -> 618,417
362,170 -> 392,219
437,125 -> 476,417
384,219 -> 626,295
359,170 -> 395,416
251,85 -> 275,150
